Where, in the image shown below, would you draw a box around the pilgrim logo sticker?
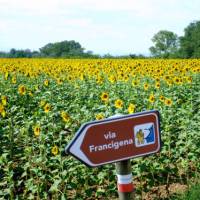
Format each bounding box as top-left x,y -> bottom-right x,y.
134,123 -> 155,147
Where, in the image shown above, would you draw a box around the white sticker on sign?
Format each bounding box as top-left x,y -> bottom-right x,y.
134,123 -> 155,147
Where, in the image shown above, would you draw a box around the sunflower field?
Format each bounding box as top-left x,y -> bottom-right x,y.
0,58 -> 200,199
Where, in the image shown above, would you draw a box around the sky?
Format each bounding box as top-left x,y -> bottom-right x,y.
0,0 -> 200,55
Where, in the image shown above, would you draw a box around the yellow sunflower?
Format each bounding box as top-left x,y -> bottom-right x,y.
0,104 -> 6,118
108,75 -> 116,83
149,94 -> 155,103
132,80 -> 139,87
33,125 -> 41,137
159,95 -> 165,102
51,145 -> 59,156
96,113 -> 105,120
144,83 -> 149,90
155,82 -> 160,89
164,98 -> 172,106
186,76 -> 192,83
115,99 -> 123,109
101,92 -> 109,102
18,85 -> 26,95
57,78 -> 63,85
44,103 -> 51,113
11,76 -> 17,84
61,111 -> 70,122
44,79 -> 49,86
1,96 -> 7,106
128,103 -> 135,114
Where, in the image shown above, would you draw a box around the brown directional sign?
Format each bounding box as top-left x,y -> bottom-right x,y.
65,110 -> 161,167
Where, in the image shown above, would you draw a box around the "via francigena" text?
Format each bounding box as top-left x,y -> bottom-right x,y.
89,139 -> 133,153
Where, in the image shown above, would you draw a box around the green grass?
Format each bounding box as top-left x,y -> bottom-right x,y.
180,183 -> 200,200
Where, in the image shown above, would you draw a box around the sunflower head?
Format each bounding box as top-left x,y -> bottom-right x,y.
12,76 -> 17,84
187,76 -> 192,83
96,113 -> 105,120
61,111 -> 70,122
0,104 -> 6,118
57,78 -> 63,85
115,99 -> 123,109
33,125 -> 41,137
1,96 -> 7,106
44,103 -> 51,113
108,75 -> 116,83
155,82 -> 160,89
144,83 -> 149,90
101,92 -> 109,102
159,95 -> 165,102
165,98 -> 172,106
128,103 -> 135,114
44,79 -> 49,86
149,94 -> 155,103
18,85 -> 26,95
51,145 -> 59,156
132,80 -> 139,87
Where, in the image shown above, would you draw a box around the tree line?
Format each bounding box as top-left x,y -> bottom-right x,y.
0,40 -> 100,58
0,20 -> 200,59
149,20 -> 200,58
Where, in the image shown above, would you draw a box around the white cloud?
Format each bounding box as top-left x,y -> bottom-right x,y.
1,0 -> 200,18
0,0 -> 187,17
0,0 -> 59,15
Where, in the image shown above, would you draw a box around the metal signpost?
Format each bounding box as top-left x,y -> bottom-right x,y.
65,110 -> 161,199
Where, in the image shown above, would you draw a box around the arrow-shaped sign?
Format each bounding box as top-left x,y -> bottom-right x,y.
66,110 -> 161,167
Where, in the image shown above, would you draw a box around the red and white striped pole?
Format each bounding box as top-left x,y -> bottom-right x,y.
116,160 -> 135,200
109,115 -> 135,199
117,174 -> 134,193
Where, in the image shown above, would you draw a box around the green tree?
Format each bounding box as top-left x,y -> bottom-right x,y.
149,30 -> 179,58
39,40 -> 84,57
0,51 -> 8,58
9,48 -> 17,57
8,48 -> 33,58
179,20 -> 200,58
